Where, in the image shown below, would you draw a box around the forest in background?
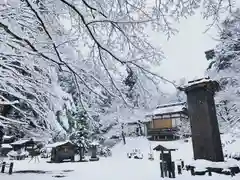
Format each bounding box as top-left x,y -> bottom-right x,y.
0,0 -> 238,143
207,9 -> 240,136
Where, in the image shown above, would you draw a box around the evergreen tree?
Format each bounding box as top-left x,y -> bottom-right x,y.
207,9 -> 240,135
69,106 -> 91,150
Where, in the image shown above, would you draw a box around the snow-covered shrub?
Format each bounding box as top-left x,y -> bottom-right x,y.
7,148 -> 29,160
98,146 -> 112,157
148,153 -> 154,160
127,149 -> 143,159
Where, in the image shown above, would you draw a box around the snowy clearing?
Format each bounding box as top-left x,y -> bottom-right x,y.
1,137 -> 240,180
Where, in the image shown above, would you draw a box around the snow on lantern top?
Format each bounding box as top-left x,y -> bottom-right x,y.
178,77 -> 220,93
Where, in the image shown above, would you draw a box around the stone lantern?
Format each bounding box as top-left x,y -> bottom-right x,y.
89,142 -> 99,161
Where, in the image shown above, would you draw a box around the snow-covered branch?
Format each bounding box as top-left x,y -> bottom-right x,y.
0,100 -> 19,106
0,0 -> 236,138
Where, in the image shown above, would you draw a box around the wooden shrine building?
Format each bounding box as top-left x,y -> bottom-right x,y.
144,102 -> 189,140
47,141 -> 76,163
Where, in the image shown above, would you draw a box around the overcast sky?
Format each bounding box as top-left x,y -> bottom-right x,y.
149,12 -> 219,92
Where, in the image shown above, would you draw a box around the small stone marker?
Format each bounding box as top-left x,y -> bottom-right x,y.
89,143 -> 99,161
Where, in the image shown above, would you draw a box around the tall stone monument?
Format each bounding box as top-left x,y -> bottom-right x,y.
180,77 -> 224,162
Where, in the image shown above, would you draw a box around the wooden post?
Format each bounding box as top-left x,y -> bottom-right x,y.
160,162 -> 164,178
163,162 -> 168,177
168,151 -> 172,162
79,147 -> 84,162
208,169 -> 212,176
171,162 -> 175,178
121,123 -> 126,145
181,160 -> 184,168
1,162 -> 6,173
160,150 -> 164,161
166,151 -> 172,178
168,166 -> 172,178
177,165 -> 182,174
9,162 -> 13,175
230,169 -> 235,177
122,131 -> 126,145
190,167 -> 195,176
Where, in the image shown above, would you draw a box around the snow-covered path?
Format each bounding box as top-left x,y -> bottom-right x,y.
2,137 -> 240,180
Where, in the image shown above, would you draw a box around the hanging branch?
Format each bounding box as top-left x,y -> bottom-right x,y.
24,0 -> 105,100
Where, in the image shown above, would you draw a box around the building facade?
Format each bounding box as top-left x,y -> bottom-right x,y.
144,102 -> 189,140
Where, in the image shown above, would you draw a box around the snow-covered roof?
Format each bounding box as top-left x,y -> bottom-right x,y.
149,102 -> 187,116
10,139 -> 30,145
1,144 -> 12,149
187,77 -> 212,87
153,143 -> 178,151
125,120 -> 142,125
7,150 -> 29,157
178,77 -> 219,91
142,115 -> 152,123
46,141 -> 73,148
3,135 -> 14,140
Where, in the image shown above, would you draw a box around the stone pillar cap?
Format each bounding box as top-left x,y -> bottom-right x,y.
178,77 -> 220,93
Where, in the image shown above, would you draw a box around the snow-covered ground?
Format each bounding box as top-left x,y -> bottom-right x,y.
1,137 -> 240,180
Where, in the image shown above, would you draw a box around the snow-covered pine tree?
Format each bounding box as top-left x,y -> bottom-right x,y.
69,106 -> 91,160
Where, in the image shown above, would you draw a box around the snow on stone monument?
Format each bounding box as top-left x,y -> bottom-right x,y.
179,77 -> 224,162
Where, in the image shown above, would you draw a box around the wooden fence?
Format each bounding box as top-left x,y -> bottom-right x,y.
1,161 -> 14,175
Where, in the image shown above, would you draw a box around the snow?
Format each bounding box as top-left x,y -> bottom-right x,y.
0,100 -> 19,105
7,149 -> 29,158
221,134 -> 240,158
187,77 -> 212,87
1,137 -> 240,180
90,141 -> 99,146
150,102 -> 186,116
10,139 -> 30,146
178,77 -> 214,91
3,135 -> 14,140
1,144 -> 12,149
188,159 -> 239,170
45,141 -> 72,148
102,124 -> 122,139
102,138 -> 119,148
0,115 -> 28,125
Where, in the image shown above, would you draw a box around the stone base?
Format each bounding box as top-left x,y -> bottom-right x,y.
186,165 -> 240,176
89,157 -> 100,161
